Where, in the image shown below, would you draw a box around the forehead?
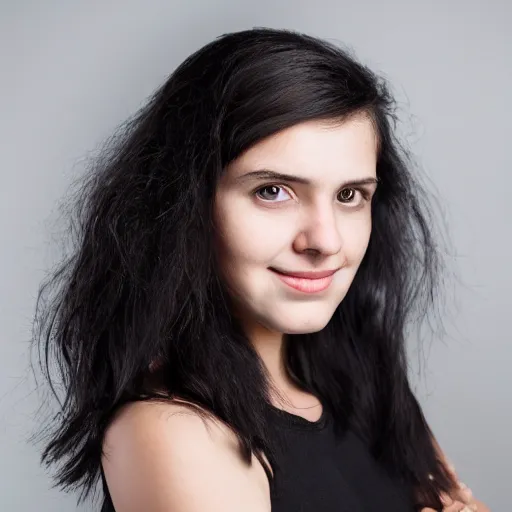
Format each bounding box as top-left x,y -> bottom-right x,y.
224,116 -> 378,185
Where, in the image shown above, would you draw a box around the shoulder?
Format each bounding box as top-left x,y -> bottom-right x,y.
102,399 -> 270,512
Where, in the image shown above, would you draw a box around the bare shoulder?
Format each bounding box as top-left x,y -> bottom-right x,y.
102,400 -> 271,512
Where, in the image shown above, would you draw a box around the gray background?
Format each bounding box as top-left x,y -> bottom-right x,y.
1,0 -> 509,510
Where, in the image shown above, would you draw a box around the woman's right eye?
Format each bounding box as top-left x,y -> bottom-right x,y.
254,185 -> 291,202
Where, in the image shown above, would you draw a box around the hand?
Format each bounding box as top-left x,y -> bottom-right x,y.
421,500 -> 475,512
421,463 -> 485,512
420,486 -> 477,511
444,463 -> 486,512
427,437 -> 490,511
438,486 -> 477,511
420,489 -> 477,511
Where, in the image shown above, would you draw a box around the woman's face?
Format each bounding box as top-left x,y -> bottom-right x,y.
213,115 -> 378,336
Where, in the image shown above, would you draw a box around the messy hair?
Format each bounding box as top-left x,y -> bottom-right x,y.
32,27 -> 456,510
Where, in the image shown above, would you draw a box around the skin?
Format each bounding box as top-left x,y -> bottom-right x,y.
102,116 -> 489,511
213,115 -> 378,402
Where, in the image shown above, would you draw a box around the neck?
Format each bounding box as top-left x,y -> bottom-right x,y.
245,322 -> 290,387
242,320 -> 321,411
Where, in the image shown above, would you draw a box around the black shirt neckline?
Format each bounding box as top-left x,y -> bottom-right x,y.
266,402 -> 329,431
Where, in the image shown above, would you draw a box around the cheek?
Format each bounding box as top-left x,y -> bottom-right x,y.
215,206 -> 288,266
342,217 -> 372,263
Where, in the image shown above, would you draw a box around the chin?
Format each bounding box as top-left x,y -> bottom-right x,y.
283,322 -> 330,335
265,312 -> 334,335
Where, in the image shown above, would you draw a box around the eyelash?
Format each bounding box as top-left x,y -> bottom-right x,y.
253,183 -> 372,207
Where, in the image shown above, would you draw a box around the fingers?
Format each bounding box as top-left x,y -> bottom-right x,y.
441,492 -> 478,511
430,468 -> 477,510
444,499 -> 478,511
442,500 -> 473,511
425,466 -> 478,512
421,505 -> 475,512
420,504 -> 469,512
452,482 -> 477,510
440,492 -> 463,510
458,482 -> 473,502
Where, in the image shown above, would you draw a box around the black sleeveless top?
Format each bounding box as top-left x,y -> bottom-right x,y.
266,404 -> 415,512
100,403 -> 416,511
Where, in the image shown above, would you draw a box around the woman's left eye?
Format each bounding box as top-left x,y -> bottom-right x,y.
337,188 -> 368,205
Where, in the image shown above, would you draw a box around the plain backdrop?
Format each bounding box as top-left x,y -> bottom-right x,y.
1,1 -> 510,510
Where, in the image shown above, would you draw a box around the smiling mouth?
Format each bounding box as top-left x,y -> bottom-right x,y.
269,268 -> 338,293
268,267 -> 340,278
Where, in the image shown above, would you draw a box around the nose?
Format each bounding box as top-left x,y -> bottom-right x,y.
292,204 -> 343,256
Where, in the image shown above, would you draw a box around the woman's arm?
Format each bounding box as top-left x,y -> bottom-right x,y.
102,401 -> 271,512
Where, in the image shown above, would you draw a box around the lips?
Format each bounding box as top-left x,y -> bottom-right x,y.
269,268 -> 338,279
269,267 -> 339,293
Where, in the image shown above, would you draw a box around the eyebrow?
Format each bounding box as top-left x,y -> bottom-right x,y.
233,169 -> 379,188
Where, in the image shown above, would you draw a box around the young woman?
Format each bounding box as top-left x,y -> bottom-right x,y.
32,28 -> 489,511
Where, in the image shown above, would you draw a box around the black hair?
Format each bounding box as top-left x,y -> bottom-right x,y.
31,27 -> 457,510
